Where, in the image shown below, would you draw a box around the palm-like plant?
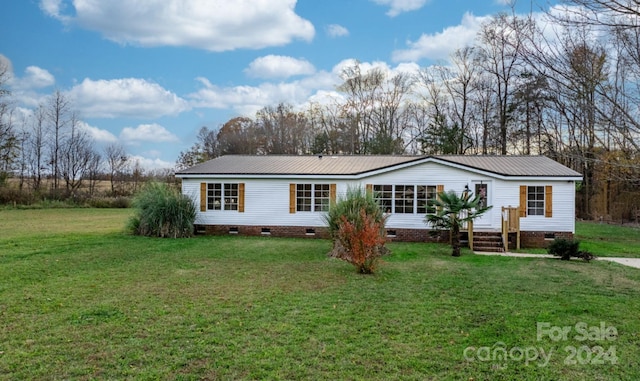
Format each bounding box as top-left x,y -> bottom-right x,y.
425,190 -> 492,257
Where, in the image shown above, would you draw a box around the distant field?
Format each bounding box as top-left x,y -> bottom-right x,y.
1,209 -> 639,379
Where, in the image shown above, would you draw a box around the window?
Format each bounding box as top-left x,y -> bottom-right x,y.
207,183 -> 239,211
373,184 -> 438,214
395,185 -> 414,214
314,184 -> 331,212
207,183 -> 222,210
296,184 -> 312,211
527,186 -> 545,216
417,185 -> 437,214
224,183 -> 239,211
373,185 -> 393,213
296,184 -> 330,212
475,183 -> 488,209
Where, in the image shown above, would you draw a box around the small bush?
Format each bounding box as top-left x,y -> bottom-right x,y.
324,186 -> 389,274
0,187 -> 36,205
547,238 -> 595,262
128,182 -> 196,238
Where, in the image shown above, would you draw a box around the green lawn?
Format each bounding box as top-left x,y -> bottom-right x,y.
576,221 -> 640,258
1,209 -> 639,379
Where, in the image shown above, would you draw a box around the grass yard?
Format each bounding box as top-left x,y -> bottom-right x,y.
576,221 -> 640,258
1,210 -> 640,380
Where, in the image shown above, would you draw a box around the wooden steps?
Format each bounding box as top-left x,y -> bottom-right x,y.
472,231 -> 504,253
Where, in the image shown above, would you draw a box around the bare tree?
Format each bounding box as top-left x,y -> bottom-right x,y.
256,103 -> 311,154
416,48 -> 480,154
415,67 -> 459,154
477,13 -> 531,154
26,105 -> 47,191
46,90 -> 71,190
104,143 -> 129,195
338,63 -> 414,154
559,0 -> 640,28
85,150 -> 101,196
337,63 -> 383,153
130,159 -> 144,193
308,101 -> 356,155
446,47 -> 481,154
0,58 -> 17,184
59,113 -> 97,193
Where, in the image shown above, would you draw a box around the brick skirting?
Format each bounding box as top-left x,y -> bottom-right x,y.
195,224 -> 573,248
197,225 -> 465,244
519,231 -> 574,248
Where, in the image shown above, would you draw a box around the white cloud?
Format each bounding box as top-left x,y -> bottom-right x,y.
392,12 -> 490,62
39,0 -> 71,22
41,0 -> 314,51
144,149 -> 163,158
326,24 -> 349,38
2,59 -> 54,91
189,77 -> 316,116
189,59 -> 421,116
189,64 -> 343,115
67,78 -> 189,118
245,55 -> 316,79
371,0 -> 430,17
77,121 -> 118,143
129,155 -> 176,171
120,123 -> 180,143
0,57 -> 54,107
19,66 -> 55,89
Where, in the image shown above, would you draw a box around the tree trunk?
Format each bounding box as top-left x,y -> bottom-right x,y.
451,222 -> 461,257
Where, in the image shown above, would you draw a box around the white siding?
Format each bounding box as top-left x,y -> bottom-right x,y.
182,161 -> 576,233
514,181 -> 575,233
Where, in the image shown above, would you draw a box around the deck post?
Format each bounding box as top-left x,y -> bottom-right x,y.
515,207 -> 520,250
468,220 -> 474,251
501,207 -> 508,252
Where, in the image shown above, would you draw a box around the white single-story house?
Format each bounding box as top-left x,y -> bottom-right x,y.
176,155 -> 582,248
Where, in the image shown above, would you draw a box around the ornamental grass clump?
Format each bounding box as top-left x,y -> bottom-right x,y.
324,187 -> 389,274
128,182 -> 196,238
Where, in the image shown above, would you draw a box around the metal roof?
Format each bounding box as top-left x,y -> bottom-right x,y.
177,155 -> 423,175
436,155 -> 583,177
176,154 -> 582,178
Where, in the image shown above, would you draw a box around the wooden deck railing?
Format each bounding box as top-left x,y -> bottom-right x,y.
501,207 -> 521,251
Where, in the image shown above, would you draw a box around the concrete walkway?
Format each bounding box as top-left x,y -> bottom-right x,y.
597,257 -> 640,269
474,251 -> 640,269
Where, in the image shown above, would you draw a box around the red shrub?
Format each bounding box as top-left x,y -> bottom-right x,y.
330,208 -> 388,274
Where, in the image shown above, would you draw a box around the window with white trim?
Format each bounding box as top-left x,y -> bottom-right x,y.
314,184 -> 331,212
395,185 -> 414,214
207,183 -> 238,211
527,186 -> 545,216
297,184 -> 330,212
417,185 -> 437,214
373,185 -> 393,213
373,185 -> 437,214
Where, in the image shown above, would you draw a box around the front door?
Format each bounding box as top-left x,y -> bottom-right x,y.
472,181 -> 492,227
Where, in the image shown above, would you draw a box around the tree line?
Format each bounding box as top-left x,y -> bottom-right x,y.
0,75 -> 172,203
178,3 -> 640,222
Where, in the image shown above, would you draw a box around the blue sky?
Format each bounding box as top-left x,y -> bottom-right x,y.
0,0 -> 557,170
